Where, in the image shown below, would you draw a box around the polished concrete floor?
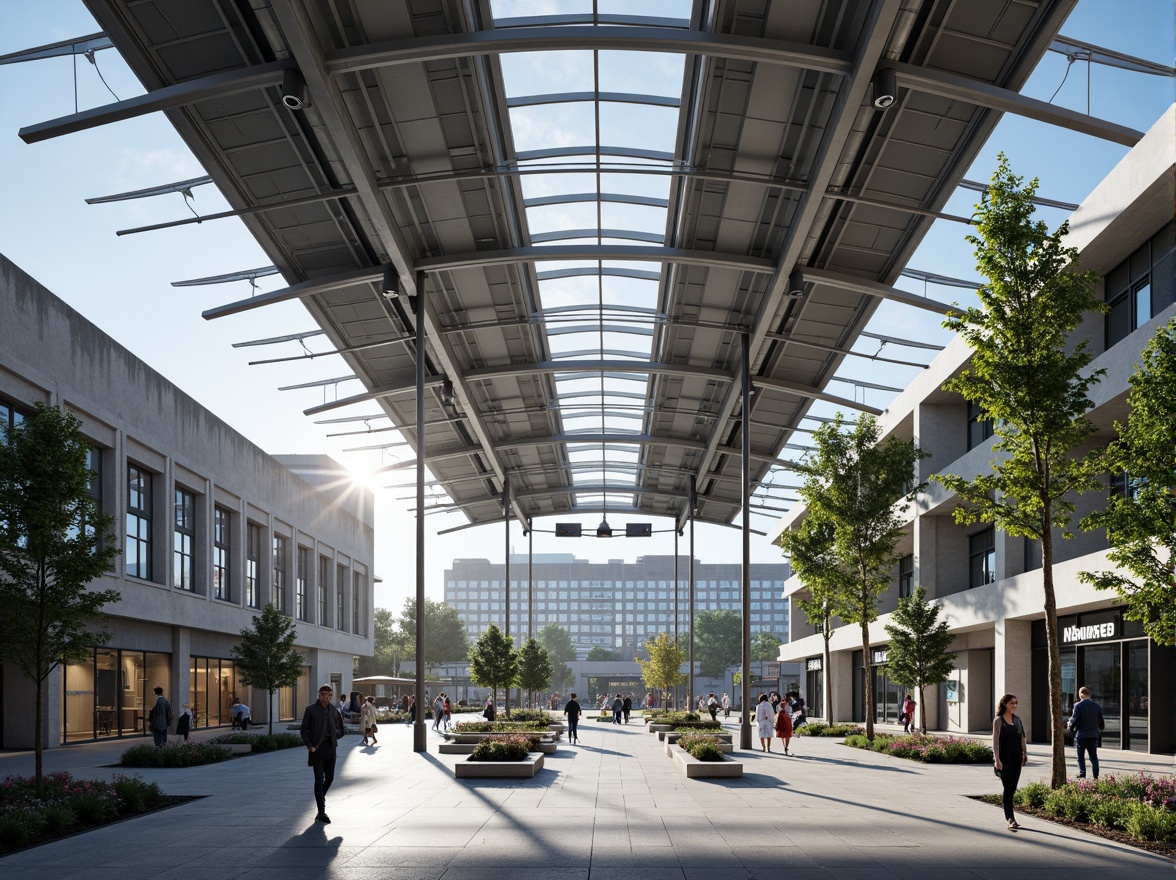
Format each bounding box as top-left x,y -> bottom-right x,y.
1,716 -> 1172,879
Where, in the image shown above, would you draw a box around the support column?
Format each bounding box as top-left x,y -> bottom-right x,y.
413,272 -> 427,753
528,525 -> 534,640
688,476 -> 696,710
739,333 -> 752,750
673,528 -> 679,710
503,478 -> 511,716
995,618 -> 1033,740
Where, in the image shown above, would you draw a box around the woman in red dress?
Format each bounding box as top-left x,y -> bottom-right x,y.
775,700 -> 794,755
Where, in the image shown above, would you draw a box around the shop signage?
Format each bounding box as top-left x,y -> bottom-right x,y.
766,664 -> 779,677
1062,621 -> 1118,644
872,648 -> 888,664
806,658 -> 822,671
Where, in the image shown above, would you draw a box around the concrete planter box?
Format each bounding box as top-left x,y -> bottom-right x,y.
222,743 -> 254,755
667,743 -> 729,757
446,732 -> 556,745
648,723 -> 673,733
455,753 -> 544,778
441,741 -> 557,755
671,748 -> 743,778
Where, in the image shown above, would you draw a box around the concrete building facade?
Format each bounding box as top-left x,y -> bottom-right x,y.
0,255 -> 375,749
775,109 -> 1176,755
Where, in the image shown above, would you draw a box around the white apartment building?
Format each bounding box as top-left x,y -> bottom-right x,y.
775,108 -> 1175,755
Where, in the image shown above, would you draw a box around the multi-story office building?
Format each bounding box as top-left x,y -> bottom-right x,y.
0,255 -> 375,749
444,554 -> 790,659
775,108 -> 1175,755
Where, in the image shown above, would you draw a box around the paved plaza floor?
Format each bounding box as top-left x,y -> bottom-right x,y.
1,717 -> 1172,879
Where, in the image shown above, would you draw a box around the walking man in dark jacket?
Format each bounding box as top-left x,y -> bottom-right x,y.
564,693 -> 582,744
1068,686 -> 1105,779
301,684 -> 346,823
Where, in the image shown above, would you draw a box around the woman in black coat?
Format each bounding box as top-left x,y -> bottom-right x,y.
992,693 -> 1028,831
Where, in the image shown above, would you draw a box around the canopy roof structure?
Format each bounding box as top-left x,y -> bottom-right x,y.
22,0 -> 1143,535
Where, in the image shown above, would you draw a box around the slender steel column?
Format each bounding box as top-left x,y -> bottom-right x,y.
673,527 -> 679,710
528,525 -> 534,640
503,478 -> 511,716
413,272 -> 427,753
740,333 -> 753,750
688,475 -> 696,711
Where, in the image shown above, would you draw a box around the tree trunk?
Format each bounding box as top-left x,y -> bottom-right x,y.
917,682 -> 926,735
35,675 -> 44,797
268,689 -> 274,735
1041,518 -> 1067,788
861,618 -> 874,740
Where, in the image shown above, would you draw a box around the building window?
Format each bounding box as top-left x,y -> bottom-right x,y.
967,400 -> 993,451
318,555 -> 329,625
1109,470 -> 1141,500
336,563 -> 346,630
173,488 -> 195,591
296,546 -> 309,621
213,507 -> 231,601
273,535 -> 287,613
969,529 -> 996,588
246,523 -> 261,608
898,554 -> 914,599
352,571 -> 361,634
1105,220 -> 1175,348
126,465 -> 152,580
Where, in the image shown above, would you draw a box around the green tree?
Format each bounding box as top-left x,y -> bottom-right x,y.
355,607 -> 407,676
694,609 -> 742,677
798,412 -> 925,741
468,624 -> 518,706
538,622 -> 575,690
783,513 -> 844,722
585,645 -> 615,661
0,404 -> 121,794
635,631 -> 687,705
397,597 -> 470,671
231,604 -> 305,734
933,155 -> 1105,787
751,630 -> 781,663
1080,319 -> 1176,645
515,637 -> 553,709
883,587 -> 958,733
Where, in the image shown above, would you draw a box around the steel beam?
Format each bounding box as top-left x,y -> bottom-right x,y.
804,267 -> 955,315
416,244 -> 776,275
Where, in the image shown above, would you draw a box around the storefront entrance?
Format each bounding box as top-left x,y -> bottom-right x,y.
62,648 -> 170,743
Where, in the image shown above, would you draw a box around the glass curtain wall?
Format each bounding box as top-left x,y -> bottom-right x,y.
188,657 -> 242,729
62,648 -> 170,743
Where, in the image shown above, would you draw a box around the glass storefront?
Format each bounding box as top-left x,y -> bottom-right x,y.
189,657 -> 243,729
805,657 -> 824,720
62,648 -> 170,742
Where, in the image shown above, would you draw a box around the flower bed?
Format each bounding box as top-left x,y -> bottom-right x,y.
208,732 -> 303,753
994,774 -> 1176,846
678,733 -> 728,761
453,720 -> 551,734
0,771 -> 178,854
843,732 -> 992,763
673,721 -> 723,732
119,741 -> 233,767
795,722 -> 864,737
470,735 -> 532,762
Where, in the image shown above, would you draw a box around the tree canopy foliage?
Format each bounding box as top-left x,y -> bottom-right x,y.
694,609 -> 742,677
468,624 -> 518,704
538,623 -> 576,690
1080,319 -> 1176,646
932,154 -> 1105,787
0,403 -> 121,792
635,631 -> 687,702
231,604 -> 305,734
395,597 -> 470,670
585,645 -> 616,661
883,587 -> 958,734
751,630 -> 781,663
515,637 -> 553,705
792,413 -> 924,740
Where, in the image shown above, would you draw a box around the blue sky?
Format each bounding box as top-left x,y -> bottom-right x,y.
0,0 -> 1172,614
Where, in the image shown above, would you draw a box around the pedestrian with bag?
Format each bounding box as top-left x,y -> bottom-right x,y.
901,694 -> 916,734
176,703 -> 194,741
483,697 -> 496,722
622,694 -> 632,723
706,692 -> 719,721
612,693 -> 624,725
754,693 -> 776,752
774,697 -> 793,755
992,693 -> 1028,831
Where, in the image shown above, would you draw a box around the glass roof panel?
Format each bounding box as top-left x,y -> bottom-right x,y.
508,104 -> 597,152
498,50 -> 594,94
599,104 -> 679,154
597,51 -> 685,96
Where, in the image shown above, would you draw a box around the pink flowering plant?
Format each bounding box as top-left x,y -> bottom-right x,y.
0,771 -> 165,853
844,732 -> 992,763
1013,772 -> 1176,842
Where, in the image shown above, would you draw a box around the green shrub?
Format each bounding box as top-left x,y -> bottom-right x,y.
1043,786 -> 1090,822
678,733 -> 724,750
453,720 -> 549,734
1123,801 -> 1176,842
843,732 -> 990,764
502,709 -> 549,723
795,723 -> 865,737
682,740 -> 725,762
0,807 -> 48,852
73,790 -> 120,824
111,775 -> 163,813
119,741 -> 232,767
469,735 -> 531,761
673,721 -> 722,732
1087,795 -> 1130,829
652,711 -> 700,725
844,734 -> 870,749
1014,781 -> 1052,810
40,803 -> 79,834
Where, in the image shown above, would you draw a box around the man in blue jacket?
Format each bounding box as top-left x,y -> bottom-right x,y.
1068,686 -> 1105,779
301,684 -> 346,823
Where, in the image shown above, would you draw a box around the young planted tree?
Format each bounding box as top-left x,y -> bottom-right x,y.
515,637 -> 553,710
782,513 -> 844,723
1080,319 -> 1176,646
799,413 -> 924,741
883,586 -> 958,733
635,631 -> 687,707
538,622 -> 576,690
231,603 -> 305,734
933,155 -> 1105,787
0,404 -> 121,794
468,624 -> 518,708
694,609 -> 742,678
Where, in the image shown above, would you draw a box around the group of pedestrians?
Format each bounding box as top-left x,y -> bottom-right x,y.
431,693 -> 453,731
